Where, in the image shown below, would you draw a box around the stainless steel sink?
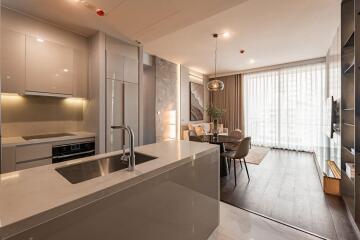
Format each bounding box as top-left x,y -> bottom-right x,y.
55,152 -> 157,184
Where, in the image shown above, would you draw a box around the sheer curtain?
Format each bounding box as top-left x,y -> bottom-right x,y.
243,62 -> 325,152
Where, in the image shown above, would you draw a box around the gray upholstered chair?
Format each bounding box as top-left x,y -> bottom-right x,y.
222,137 -> 251,186
225,129 -> 243,151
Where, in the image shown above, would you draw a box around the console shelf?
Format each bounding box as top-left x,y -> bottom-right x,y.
343,31 -> 355,48
341,0 -> 360,227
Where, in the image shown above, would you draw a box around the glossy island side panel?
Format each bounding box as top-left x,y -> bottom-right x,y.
5,149 -> 219,240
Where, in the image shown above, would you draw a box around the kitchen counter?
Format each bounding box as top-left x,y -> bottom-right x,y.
0,140 -> 219,239
2,131 -> 96,147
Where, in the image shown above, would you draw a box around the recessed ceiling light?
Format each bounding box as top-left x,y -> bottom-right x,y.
223,32 -> 230,38
63,69 -> 69,72
249,59 -> 255,64
36,38 -> 44,43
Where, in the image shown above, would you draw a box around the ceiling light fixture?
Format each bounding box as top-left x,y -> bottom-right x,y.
222,32 -> 230,38
63,69 -> 69,72
207,33 -> 224,92
249,59 -> 255,64
36,38 -> 44,43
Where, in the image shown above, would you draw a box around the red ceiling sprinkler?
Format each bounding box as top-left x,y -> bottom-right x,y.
96,8 -> 105,16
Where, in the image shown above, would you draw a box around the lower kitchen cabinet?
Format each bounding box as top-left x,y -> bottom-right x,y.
16,143 -> 52,163
1,146 -> 16,173
16,158 -> 52,171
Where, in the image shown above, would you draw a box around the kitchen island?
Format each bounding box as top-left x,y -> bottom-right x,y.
0,140 -> 219,240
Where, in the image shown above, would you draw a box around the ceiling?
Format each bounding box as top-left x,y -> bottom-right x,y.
2,0 -> 340,75
144,0 -> 341,74
1,0 -> 247,43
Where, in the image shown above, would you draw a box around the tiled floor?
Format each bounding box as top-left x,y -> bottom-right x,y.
208,202 -> 322,240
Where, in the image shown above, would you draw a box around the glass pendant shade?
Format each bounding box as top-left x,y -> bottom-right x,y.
207,79 -> 224,91
208,33 -> 224,91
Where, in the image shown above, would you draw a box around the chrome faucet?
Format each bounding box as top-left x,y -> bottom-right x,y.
111,125 -> 135,171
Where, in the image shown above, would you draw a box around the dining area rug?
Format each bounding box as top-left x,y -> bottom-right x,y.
246,146 -> 270,165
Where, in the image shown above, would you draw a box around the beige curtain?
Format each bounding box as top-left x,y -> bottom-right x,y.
210,74 -> 243,132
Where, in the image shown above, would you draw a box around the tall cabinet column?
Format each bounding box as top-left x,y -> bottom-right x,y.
105,36 -> 139,152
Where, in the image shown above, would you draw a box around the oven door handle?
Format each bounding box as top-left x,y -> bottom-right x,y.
52,150 -> 95,160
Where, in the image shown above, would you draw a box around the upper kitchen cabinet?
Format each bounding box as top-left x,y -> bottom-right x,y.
106,36 -> 139,83
1,8 -> 89,98
26,36 -> 74,96
73,49 -> 89,98
1,28 -> 25,94
124,57 -> 139,84
106,52 -> 125,81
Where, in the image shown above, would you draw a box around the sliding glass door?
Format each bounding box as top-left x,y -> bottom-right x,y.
243,62 -> 326,152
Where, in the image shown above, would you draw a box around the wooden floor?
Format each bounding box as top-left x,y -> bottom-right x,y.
220,149 -> 358,240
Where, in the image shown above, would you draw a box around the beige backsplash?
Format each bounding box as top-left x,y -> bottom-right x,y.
1,95 -> 86,137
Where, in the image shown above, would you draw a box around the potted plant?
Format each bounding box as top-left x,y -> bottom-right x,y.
206,105 -> 226,137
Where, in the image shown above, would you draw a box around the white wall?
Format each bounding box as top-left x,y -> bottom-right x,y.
180,66 -> 210,127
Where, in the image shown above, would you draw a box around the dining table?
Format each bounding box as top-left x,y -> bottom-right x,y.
200,135 -> 242,177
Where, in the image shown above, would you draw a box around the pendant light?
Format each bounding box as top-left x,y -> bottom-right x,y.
207,33 -> 224,91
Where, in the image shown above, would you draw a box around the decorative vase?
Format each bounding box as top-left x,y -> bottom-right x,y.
213,119 -> 218,137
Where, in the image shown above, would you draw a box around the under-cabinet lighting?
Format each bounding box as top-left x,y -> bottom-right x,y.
63,98 -> 86,106
1,93 -> 20,96
1,93 -> 24,102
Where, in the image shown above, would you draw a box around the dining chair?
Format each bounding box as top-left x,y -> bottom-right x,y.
225,129 -> 243,151
222,137 -> 251,186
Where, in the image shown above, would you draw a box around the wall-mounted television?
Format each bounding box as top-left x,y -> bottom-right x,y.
324,96 -> 338,139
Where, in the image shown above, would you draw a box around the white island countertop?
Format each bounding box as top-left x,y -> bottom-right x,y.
0,140 -> 219,238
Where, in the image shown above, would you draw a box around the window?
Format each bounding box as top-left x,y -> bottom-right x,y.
243,62 -> 326,152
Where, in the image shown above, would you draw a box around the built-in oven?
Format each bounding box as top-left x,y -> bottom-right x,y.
52,141 -> 95,163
